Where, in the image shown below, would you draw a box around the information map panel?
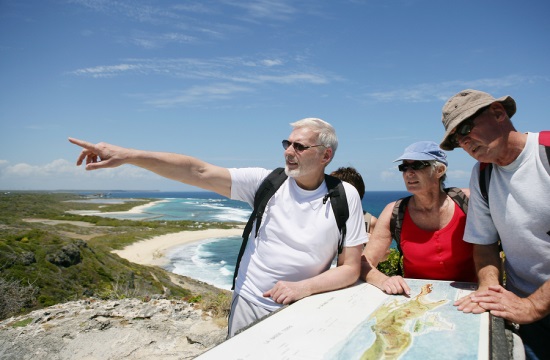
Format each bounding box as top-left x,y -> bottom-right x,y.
199,280 -> 489,360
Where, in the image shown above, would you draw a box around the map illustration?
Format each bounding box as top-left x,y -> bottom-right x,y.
198,280 -> 489,360
325,280 -> 484,360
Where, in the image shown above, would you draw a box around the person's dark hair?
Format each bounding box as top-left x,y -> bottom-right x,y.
330,166 -> 365,199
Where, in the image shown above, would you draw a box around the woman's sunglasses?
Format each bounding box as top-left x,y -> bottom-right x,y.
282,140 -> 325,152
398,161 -> 431,172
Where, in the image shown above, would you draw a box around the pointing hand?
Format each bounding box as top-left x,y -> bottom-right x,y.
69,137 -> 130,170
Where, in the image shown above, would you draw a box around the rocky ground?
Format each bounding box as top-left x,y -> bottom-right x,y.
0,297 -> 227,360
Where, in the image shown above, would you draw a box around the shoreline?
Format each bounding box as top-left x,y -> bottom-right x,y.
112,227 -> 244,268
68,196 -> 246,288
67,199 -> 169,217
124,199 -> 169,214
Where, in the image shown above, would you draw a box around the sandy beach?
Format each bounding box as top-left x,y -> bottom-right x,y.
66,199 -> 169,217
112,227 -> 244,267
124,199 -> 168,213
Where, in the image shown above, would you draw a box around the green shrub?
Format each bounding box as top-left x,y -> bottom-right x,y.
376,249 -> 402,277
37,295 -> 56,307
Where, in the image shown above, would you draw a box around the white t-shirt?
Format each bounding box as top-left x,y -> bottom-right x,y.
465,132 -> 550,297
229,167 -> 368,310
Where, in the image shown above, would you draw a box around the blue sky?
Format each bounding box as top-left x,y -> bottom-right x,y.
1,0 -> 549,192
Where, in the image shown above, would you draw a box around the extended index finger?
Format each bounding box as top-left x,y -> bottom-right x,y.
68,137 -> 95,150
399,278 -> 411,296
68,137 -> 98,166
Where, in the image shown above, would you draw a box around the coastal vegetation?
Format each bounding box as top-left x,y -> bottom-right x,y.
376,249 -> 402,277
0,191 -> 401,323
0,192 -> 235,321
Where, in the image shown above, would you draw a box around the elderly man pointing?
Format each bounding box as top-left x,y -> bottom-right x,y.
70,118 -> 367,338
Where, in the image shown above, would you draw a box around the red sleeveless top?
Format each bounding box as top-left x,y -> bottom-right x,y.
401,202 -> 477,282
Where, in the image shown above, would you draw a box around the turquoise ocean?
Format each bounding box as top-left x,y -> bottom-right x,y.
82,191 -> 409,290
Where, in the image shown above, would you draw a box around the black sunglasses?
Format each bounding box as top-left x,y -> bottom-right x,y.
282,140 -> 325,152
449,118 -> 476,147
398,161 -> 431,172
449,106 -> 489,146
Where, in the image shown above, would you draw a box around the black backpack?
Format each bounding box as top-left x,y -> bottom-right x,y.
479,131 -> 550,203
232,168 -> 349,289
389,187 -> 469,275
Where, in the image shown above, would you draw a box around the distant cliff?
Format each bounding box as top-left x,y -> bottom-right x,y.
0,297 -> 227,360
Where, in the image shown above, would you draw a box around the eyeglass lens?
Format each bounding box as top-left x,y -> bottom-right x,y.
283,140 -> 305,152
398,161 -> 430,172
451,106 -> 489,146
450,120 -> 475,146
457,120 -> 475,136
282,140 -> 324,152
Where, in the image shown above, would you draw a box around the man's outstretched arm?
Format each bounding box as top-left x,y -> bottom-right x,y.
69,137 -> 232,197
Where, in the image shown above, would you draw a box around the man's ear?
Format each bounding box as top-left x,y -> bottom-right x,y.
491,102 -> 507,122
321,148 -> 333,165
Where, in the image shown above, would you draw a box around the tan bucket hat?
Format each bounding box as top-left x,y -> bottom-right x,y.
440,89 -> 516,150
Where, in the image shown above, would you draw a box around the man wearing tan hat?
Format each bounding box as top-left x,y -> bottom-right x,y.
440,89 -> 550,360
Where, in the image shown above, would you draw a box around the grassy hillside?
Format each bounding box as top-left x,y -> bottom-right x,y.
0,192 -> 238,321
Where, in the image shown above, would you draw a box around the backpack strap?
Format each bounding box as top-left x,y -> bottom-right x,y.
231,169 -> 349,290
390,196 -> 410,257
324,174 -> 349,255
251,168 -> 288,240
539,131 -> 550,175
232,168 -> 287,289
444,187 -> 469,215
389,195 -> 410,276
540,130 -> 550,146
479,162 -> 493,203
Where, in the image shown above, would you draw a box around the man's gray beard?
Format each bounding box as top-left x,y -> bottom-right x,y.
284,166 -> 300,178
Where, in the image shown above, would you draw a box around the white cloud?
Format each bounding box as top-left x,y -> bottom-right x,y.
70,0 -> 173,24
128,32 -> 197,49
2,159 -> 92,177
227,0 -> 297,21
172,4 -> 215,14
69,0 -> 305,49
255,73 -> 328,84
261,59 -> 283,67
70,56 -> 327,85
0,159 -> 163,190
365,75 -> 546,103
71,64 -> 141,78
146,83 -> 253,107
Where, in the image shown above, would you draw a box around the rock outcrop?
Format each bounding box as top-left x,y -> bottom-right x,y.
0,298 -> 227,360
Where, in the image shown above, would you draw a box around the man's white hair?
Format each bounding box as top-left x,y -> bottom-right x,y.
290,118 -> 338,163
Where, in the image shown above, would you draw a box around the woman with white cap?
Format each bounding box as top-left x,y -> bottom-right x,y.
360,141 -> 475,295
